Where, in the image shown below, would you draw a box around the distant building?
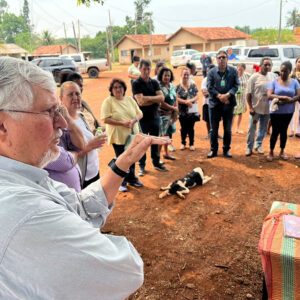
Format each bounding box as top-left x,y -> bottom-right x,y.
0,43 -> 28,60
115,34 -> 169,64
167,27 -> 252,56
31,44 -> 78,58
115,27 -> 255,64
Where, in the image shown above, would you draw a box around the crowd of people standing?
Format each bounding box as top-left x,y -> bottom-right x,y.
1,51 -> 300,298
45,51 -> 300,194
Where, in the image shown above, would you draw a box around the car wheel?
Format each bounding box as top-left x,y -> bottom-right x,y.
88,68 -> 99,78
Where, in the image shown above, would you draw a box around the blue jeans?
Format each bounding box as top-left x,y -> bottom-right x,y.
209,105 -> 234,153
246,113 -> 269,151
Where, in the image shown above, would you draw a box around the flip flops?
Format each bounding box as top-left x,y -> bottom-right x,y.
280,154 -> 289,161
266,155 -> 273,162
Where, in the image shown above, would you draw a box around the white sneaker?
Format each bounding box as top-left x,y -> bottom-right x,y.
168,145 -> 176,152
255,146 -> 264,154
245,148 -> 252,156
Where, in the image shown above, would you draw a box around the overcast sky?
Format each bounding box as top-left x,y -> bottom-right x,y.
9,0 -> 300,38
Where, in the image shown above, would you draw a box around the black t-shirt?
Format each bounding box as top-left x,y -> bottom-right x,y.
132,77 -> 161,120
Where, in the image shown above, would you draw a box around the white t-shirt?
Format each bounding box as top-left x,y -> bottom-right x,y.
128,64 -> 141,76
201,77 -> 209,105
75,117 -> 99,181
246,72 -> 277,115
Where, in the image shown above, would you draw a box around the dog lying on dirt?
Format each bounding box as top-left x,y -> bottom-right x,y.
159,167 -> 212,199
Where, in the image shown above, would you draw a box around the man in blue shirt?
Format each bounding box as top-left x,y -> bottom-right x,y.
206,50 -> 239,158
227,47 -> 239,61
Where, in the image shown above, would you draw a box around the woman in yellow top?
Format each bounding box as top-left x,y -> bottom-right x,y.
101,78 -> 143,192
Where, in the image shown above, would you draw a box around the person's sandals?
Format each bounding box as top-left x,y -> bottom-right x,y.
280,153 -> 289,160
180,144 -> 186,150
266,155 -> 273,162
189,146 -> 195,151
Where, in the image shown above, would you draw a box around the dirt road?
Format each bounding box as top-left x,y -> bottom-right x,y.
81,65 -> 300,299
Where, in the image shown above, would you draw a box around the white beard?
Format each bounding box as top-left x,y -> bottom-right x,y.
38,129 -> 63,168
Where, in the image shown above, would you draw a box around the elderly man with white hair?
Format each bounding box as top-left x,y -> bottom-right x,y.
0,57 -> 170,299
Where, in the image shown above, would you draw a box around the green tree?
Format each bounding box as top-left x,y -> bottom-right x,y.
22,0 -> 31,32
42,30 -> 54,45
234,26 -> 251,34
0,0 -> 7,22
251,28 -> 295,45
15,32 -> 42,52
0,13 -> 29,43
77,0 -> 104,6
286,8 -> 300,30
81,32 -> 107,58
133,0 -> 154,33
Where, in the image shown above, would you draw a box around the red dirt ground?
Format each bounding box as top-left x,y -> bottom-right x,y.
80,65 -> 300,300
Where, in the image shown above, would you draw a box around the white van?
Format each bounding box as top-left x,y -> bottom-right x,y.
228,45 -> 300,75
170,49 -> 199,68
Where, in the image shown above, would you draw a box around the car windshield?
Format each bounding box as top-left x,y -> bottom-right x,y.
172,51 -> 183,56
248,48 -> 279,57
191,54 -> 201,60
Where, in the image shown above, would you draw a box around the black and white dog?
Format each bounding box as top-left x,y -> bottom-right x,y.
159,167 -> 211,199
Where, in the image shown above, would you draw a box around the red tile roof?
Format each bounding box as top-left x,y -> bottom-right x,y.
116,34 -> 168,47
31,44 -> 76,55
167,27 -> 251,41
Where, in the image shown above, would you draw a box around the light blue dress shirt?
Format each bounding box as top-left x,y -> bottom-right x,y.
0,155 -> 143,300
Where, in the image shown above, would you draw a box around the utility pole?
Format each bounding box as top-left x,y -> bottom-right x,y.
78,19 -> 81,53
135,12 -> 137,35
108,10 -> 115,63
106,26 -> 112,70
72,21 -> 78,52
63,23 -> 69,54
149,15 -> 152,60
277,0 -> 283,44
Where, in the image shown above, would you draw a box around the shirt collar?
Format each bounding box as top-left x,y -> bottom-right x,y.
217,65 -> 229,74
0,155 -> 49,184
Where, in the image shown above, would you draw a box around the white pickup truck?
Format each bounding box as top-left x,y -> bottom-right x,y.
60,53 -> 109,78
228,45 -> 300,75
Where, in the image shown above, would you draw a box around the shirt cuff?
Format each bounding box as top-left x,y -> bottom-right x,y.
79,180 -> 114,228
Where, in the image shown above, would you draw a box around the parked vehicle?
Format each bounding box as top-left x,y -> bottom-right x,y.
218,45 -> 250,60
228,45 -> 300,75
171,49 -> 199,68
59,53 -> 109,78
190,52 -> 202,75
31,57 -> 78,82
190,51 -> 217,75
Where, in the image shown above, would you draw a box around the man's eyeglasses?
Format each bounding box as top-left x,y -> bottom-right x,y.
217,56 -> 227,60
0,107 -> 63,123
263,64 -> 271,67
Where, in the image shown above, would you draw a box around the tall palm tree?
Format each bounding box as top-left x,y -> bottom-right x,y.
286,8 -> 300,32
42,30 -> 54,45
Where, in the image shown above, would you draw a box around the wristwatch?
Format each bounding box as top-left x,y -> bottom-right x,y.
108,158 -> 129,178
